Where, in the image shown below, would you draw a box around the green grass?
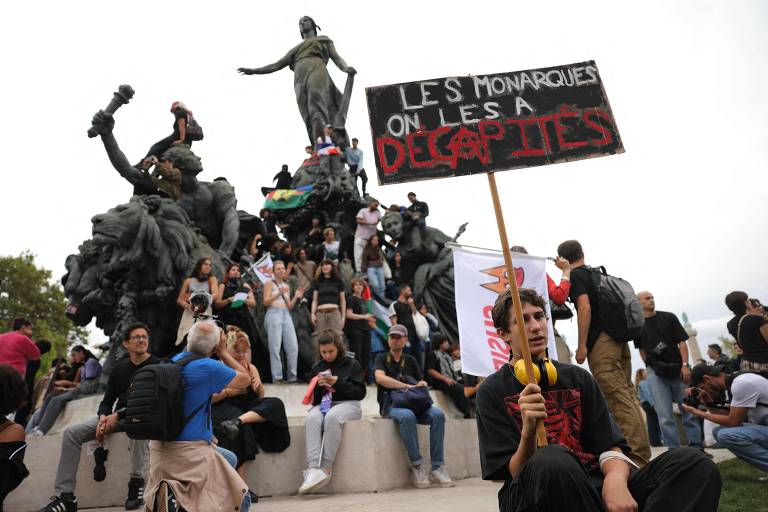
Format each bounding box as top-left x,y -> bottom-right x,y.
717,458 -> 767,511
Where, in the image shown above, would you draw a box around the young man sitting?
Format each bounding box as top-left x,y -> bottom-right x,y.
39,323 -> 160,512
476,288 -> 721,512
374,324 -> 454,489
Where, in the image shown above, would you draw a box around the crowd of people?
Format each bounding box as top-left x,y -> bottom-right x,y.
1,194 -> 764,511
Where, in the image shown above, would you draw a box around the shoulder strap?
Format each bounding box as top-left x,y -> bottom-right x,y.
736,314 -> 748,345
174,353 -> 205,367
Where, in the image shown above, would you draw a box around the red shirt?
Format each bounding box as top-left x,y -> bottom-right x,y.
547,274 -> 571,305
0,331 -> 40,376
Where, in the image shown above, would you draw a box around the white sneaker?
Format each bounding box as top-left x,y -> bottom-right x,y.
31,427 -> 44,437
298,468 -> 331,495
430,466 -> 455,487
411,465 -> 430,488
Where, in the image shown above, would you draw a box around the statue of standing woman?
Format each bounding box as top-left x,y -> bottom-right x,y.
238,16 -> 356,148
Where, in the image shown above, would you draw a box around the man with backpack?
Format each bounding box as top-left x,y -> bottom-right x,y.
39,322 -> 159,512
143,320 -> 251,512
684,364 -> 768,477
635,291 -> 703,451
557,240 -> 650,466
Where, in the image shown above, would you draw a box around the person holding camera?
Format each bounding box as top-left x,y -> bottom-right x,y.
176,257 -> 218,345
374,324 -> 454,489
684,364 -> 768,476
477,288 -> 720,512
634,291 -> 703,451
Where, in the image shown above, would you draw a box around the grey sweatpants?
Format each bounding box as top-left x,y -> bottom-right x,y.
54,416 -> 149,494
305,401 -> 361,469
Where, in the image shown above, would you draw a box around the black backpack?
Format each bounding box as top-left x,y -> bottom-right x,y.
124,353 -> 209,441
587,266 -> 644,342
185,113 -> 204,141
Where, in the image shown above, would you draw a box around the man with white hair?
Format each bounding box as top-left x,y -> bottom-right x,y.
144,320 -> 252,511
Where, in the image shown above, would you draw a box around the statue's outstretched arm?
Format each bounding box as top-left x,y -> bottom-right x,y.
329,42 -> 356,75
237,48 -> 294,75
90,110 -> 143,186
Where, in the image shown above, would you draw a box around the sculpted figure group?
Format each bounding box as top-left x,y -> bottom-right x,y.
65,17 -> 466,383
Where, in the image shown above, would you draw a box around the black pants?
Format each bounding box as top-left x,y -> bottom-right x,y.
501,445 -> 720,512
145,133 -> 193,159
433,380 -> 469,417
349,165 -> 368,196
346,328 -> 371,379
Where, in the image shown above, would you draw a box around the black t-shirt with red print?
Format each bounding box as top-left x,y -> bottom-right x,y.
476,360 -> 628,509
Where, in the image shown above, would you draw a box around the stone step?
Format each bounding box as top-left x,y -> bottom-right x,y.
8,418 -> 480,512
46,384 -> 465,434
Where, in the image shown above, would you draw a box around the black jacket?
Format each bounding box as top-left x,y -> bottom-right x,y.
311,356 -> 366,405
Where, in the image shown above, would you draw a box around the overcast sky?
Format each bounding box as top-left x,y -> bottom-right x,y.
1,1 -> 765,364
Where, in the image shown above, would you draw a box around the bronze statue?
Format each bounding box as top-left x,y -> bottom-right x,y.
88,107 -> 240,259
238,16 -> 356,146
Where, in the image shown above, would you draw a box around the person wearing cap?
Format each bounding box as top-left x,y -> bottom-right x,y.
373,324 -> 454,489
684,363 -> 768,476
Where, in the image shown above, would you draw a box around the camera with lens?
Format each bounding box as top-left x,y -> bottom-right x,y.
683,387 -> 701,409
189,289 -> 212,316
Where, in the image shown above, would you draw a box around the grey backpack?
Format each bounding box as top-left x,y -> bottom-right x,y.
588,266 -> 645,342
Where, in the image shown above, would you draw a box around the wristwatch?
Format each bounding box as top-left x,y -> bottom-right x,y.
682,363 -> 690,368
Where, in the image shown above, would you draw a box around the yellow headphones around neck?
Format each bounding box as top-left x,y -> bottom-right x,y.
511,357 -> 557,388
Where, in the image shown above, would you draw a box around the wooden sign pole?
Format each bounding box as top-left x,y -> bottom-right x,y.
487,172 -> 548,447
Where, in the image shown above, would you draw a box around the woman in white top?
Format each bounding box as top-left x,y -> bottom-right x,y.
263,260 -> 305,383
175,258 -> 218,345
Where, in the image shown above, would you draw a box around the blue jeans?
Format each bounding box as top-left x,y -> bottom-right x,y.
366,266 -> 386,297
216,446 -> 251,510
265,308 -> 298,381
714,423 -> 768,472
387,406 -> 445,469
647,368 -> 702,448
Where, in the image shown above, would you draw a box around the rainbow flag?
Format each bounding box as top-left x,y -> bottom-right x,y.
264,185 -> 313,210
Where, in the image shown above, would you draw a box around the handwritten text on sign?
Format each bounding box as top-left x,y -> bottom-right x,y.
365,61 -> 624,185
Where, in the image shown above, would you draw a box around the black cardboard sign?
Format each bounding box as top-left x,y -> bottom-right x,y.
365,61 -> 624,185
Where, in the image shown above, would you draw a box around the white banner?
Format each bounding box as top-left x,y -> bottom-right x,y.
452,246 -> 556,377
249,253 -> 274,284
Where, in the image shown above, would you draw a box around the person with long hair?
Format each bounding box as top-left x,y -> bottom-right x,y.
321,227 -> 341,266
215,264 -> 258,347
636,368 -> 662,447
299,330 -> 365,494
0,364 -> 29,509
176,258 -> 218,345
361,234 -> 386,297
345,278 -> 373,374
28,346 -> 102,436
295,247 -> 317,292
385,250 -> 405,300
263,260 -> 305,383
280,242 -> 297,276
212,329 -> 290,500
311,260 -> 346,333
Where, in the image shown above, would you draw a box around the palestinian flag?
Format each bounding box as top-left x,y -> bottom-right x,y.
362,282 -> 391,334
264,185 -> 313,210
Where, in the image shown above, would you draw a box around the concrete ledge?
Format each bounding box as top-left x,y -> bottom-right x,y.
45,384 -> 465,434
8,418 -> 480,511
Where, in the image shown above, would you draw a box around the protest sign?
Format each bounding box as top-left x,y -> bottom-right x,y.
366,60 -> 623,185
452,246 -> 556,377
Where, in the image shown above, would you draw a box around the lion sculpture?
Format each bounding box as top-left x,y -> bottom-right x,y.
63,195 -> 223,377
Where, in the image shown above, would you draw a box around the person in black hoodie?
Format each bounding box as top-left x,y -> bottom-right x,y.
298,329 -> 366,495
